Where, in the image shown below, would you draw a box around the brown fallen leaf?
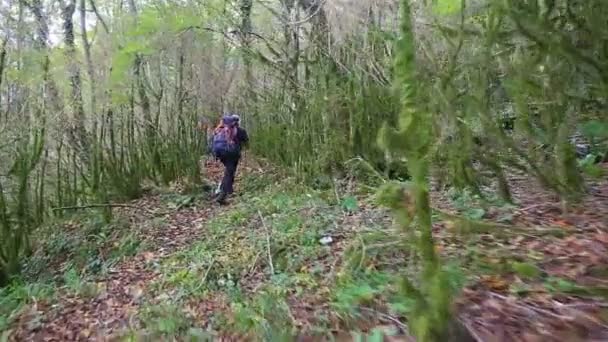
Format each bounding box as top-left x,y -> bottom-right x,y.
554,219 -> 573,228
143,251 -> 155,262
129,286 -> 144,300
480,275 -> 509,291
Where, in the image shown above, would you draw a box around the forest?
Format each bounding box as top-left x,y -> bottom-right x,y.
0,0 -> 607,340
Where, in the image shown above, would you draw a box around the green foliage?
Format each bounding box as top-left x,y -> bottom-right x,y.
374,0 -> 461,340
581,120 -> 608,142
139,302 -> 193,337
61,267 -> 99,298
578,154 -> 605,178
248,30 -> 399,182
332,271 -> 394,320
341,196 -> 359,213
2,0 -> 607,338
448,188 -> 487,220
425,0 -> 608,202
352,327 -> 399,341
580,120 -> 608,167
510,261 -> 541,279
433,0 -> 463,15
0,128 -> 46,286
20,214 -> 136,285
0,281 -> 54,332
231,287 -> 294,339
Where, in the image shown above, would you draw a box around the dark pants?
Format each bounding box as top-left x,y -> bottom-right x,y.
217,152 -> 240,194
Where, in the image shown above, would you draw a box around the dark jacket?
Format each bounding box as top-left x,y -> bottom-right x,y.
235,127 -> 249,150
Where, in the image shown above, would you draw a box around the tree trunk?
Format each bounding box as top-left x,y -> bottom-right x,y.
62,0 -> 90,162
88,0 -> 109,34
239,0 -> 255,103
126,0 -> 154,143
0,37 -> 7,119
24,0 -> 62,126
80,0 -> 97,121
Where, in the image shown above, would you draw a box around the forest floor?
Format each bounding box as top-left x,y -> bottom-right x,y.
2,156 -> 608,341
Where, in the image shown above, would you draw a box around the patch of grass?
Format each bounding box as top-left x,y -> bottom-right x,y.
62,267 -> 100,298
229,285 -> 294,339
109,233 -> 144,260
152,173 -> 476,337
511,261 -> 541,279
0,281 -> 55,332
24,213 -> 136,281
239,172 -> 278,194
138,302 -> 193,338
332,271 -> 396,323
543,277 -> 608,299
342,229 -> 407,273
145,178 -> 351,337
160,193 -> 200,210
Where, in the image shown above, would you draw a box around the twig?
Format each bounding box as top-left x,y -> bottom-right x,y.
516,203 -> 546,213
191,258 -> 215,294
201,258 -> 215,284
552,300 -> 608,329
490,292 -> 574,321
459,318 -> 485,342
258,210 -> 274,275
248,251 -> 262,275
554,301 -> 608,309
357,234 -> 366,270
359,307 -> 413,340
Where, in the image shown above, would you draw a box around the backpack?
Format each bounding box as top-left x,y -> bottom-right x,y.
212,121 -> 238,156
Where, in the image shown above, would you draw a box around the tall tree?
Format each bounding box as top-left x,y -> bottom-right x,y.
126,0 -> 153,142
80,0 -> 96,122
0,37 -> 7,117
23,0 -> 61,126
61,0 -> 89,160
240,0 -> 254,101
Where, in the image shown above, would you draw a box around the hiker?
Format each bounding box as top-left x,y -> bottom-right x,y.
211,114 -> 248,204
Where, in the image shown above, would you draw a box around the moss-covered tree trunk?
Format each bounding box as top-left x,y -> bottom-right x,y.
377,0 -> 466,340
62,0 -> 90,163
0,37 -> 6,119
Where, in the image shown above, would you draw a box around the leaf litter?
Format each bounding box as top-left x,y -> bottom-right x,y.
6,160 -> 608,341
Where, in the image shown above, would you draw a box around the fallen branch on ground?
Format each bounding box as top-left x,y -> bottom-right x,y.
434,208 -> 568,238
359,307 -> 413,341
258,210 -> 275,275
190,258 -> 216,294
51,204 -> 171,216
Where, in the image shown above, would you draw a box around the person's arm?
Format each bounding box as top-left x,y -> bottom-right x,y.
238,128 -> 249,147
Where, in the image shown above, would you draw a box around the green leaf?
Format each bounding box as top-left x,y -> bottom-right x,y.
388,300 -> 414,315
545,277 -> 577,293
511,262 -> 540,279
580,162 -> 605,178
556,278 -> 577,292
351,332 -> 364,342
464,208 -> 485,220
341,196 -> 359,212
433,0 -> 463,15
369,327 -> 389,341
580,120 -> 608,140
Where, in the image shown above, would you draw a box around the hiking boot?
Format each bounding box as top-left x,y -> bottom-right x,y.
215,192 -> 228,205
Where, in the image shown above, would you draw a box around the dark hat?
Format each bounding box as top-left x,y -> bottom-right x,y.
222,115 -> 238,126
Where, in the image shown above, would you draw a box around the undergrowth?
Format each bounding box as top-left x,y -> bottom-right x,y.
0,211 -> 144,331
4,169 -> 605,339
139,172 -> 467,338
